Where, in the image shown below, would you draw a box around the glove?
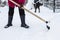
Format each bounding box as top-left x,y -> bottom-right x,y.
20,4 -> 23,8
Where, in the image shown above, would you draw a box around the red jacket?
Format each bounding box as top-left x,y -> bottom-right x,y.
8,0 -> 25,8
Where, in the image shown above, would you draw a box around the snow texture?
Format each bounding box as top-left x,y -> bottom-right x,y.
0,0 -> 60,40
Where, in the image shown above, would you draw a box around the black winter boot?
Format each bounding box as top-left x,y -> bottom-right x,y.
20,15 -> 29,28
4,16 -> 13,28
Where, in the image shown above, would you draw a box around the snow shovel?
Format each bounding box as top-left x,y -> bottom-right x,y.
10,0 -> 50,30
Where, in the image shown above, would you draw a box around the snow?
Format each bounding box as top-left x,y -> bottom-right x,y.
0,0 -> 60,40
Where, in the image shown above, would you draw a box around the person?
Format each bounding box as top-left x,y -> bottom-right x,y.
0,0 -> 1,4
0,0 -> 7,7
2,1 -> 7,6
4,0 -> 29,28
34,0 -> 43,13
0,0 -> 1,6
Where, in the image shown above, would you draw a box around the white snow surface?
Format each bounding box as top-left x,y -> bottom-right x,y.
0,0 -> 60,40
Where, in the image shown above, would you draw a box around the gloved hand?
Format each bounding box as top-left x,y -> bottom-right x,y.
20,4 -> 24,8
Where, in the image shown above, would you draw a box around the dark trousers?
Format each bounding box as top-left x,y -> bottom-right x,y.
8,7 -> 25,16
34,3 -> 40,12
8,6 -> 25,25
34,2 -> 43,12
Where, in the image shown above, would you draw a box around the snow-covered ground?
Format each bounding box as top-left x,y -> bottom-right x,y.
0,0 -> 60,40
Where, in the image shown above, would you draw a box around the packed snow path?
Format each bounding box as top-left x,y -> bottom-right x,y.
0,6 -> 60,40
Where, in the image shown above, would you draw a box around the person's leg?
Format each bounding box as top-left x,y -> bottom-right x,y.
35,7 -> 37,13
33,4 -> 37,12
4,7 -> 14,28
35,4 -> 37,13
38,6 -> 40,13
37,3 -> 40,13
18,8 -> 29,28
